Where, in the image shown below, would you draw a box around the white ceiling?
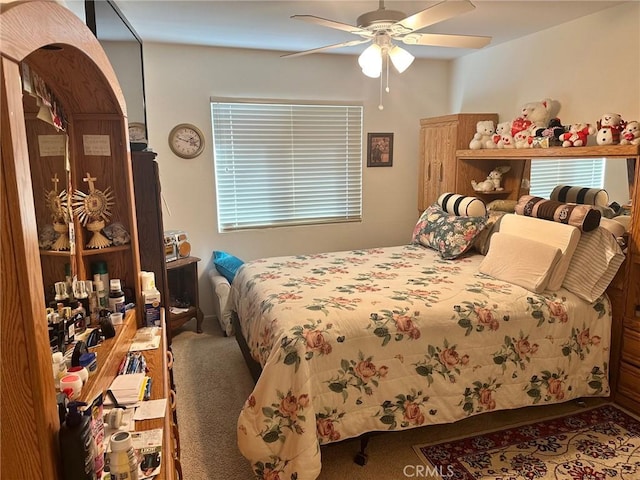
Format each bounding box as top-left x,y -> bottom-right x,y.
111,0 -> 625,60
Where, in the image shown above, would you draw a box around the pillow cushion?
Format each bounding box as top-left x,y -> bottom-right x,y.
599,217 -> 626,238
412,204 -> 487,260
437,192 -> 487,217
486,199 -> 517,213
213,251 -> 244,283
472,210 -> 506,255
562,226 -> 625,302
499,213 -> 581,291
515,195 -> 601,232
479,233 -> 562,293
550,184 -> 609,206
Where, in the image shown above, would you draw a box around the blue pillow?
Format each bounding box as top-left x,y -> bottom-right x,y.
213,251 -> 244,283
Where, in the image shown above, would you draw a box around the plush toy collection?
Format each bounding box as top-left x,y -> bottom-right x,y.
468,100 -> 638,149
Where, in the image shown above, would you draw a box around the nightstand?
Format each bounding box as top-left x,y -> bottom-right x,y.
167,256 -> 204,333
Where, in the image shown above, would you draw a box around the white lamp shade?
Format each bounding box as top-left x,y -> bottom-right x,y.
389,45 -> 415,73
358,44 -> 382,78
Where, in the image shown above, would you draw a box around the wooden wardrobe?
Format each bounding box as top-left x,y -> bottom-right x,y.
1,2 -> 141,477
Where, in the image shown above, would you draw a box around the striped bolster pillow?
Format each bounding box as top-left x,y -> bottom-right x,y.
515,195 -> 601,232
437,193 -> 487,217
550,185 -> 609,206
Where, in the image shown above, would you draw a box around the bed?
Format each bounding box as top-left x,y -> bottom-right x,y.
230,200 -> 623,480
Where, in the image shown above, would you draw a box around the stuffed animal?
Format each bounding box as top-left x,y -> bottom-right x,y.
620,120 -> 640,145
510,98 -> 553,138
492,122 -> 511,148
469,120 -> 496,150
559,123 -> 596,147
514,129 -> 534,149
596,113 -> 626,145
498,133 -> 515,149
534,117 -> 566,145
471,166 -> 511,192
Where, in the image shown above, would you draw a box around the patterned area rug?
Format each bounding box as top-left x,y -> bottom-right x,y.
414,404 -> 640,479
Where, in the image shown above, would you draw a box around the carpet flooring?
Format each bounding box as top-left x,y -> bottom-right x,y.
415,404 -> 640,479
171,317 -> 615,480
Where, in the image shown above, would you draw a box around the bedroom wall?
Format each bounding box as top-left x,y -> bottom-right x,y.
142,44 -> 451,316
141,2 -> 639,319
450,1 -> 639,205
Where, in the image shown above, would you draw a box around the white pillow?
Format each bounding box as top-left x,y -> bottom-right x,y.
562,226 -> 625,302
479,233 -> 562,293
599,217 -> 625,238
550,185 -> 609,206
437,192 -> 486,217
499,214 -> 580,291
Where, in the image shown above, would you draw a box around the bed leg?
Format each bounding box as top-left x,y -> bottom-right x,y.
354,434 -> 370,466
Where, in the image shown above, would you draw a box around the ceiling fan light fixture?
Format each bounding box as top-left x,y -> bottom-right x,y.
358,43 -> 382,77
389,45 -> 414,73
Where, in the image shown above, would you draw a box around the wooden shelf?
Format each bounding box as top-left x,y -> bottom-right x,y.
474,190 -> 512,196
457,145 -> 640,159
78,309 -> 138,404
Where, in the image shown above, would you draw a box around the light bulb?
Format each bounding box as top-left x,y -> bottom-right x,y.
389,45 -> 415,73
358,44 -> 382,78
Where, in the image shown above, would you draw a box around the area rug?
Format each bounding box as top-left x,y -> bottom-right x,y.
413,404 -> 640,479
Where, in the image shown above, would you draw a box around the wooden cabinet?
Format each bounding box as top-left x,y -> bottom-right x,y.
455,145 -> 640,414
131,150 -> 171,337
0,2 -> 174,478
167,256 -> 204,333
418,113 -> 498,211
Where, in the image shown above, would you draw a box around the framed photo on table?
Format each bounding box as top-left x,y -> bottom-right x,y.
367,132 -> 393,167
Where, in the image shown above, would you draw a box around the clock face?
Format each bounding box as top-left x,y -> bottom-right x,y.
169,124 -> 205,159
128,122 -> 147,142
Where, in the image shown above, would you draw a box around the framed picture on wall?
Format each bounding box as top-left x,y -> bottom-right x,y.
367,132 -> 393,167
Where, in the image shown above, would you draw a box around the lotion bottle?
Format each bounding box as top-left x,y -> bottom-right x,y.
59,401 -> 97,480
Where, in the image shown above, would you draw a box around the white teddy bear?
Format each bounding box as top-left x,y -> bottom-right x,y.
619,120 -> 640,146
514,128 -> 534,149
492,122 -> 512,149
596,113 -> 625,145
510,98 -> 553,139
559,123 -> 596,147
469,120 -> 496,150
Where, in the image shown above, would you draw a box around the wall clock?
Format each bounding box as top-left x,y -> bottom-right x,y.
168,123 -> 205,159
128,122 -> 147,142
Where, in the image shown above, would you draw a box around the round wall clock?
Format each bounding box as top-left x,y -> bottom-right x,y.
168,123 -> 205,159
128,122 -> 147,142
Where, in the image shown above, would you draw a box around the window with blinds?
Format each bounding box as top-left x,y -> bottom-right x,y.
529,158 -> 605,198
211,100 -> 363,231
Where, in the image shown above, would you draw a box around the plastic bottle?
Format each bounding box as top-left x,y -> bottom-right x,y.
109,431 -> 139,480
52,351 -> 68,389
108,279 -> 126,314
91,261 -> 109,295
93,276 -> 108,309
59,401 -> 97,480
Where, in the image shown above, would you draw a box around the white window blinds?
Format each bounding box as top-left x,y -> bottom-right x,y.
211,101 -> 363,231
529,158 -> 605,198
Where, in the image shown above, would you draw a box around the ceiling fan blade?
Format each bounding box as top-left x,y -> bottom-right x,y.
393,0 -> 476,35
291,15 -> 371,36
281,39 -> 371,58
401,32 -> 491,49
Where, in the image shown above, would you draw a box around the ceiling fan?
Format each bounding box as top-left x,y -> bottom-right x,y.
282,0 -> 491,60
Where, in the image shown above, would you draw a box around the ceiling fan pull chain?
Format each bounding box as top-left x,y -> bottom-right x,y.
378,66 -> 384,111
385,52 -> 390,93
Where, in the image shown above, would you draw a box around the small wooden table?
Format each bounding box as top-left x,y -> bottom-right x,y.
166,256 -> 204,333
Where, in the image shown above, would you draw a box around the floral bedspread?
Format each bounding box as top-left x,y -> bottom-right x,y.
231,245 -> 612,480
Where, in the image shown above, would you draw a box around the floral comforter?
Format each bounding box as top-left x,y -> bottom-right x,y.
231,245 -> 612,480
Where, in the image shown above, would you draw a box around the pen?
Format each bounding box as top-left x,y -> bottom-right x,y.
144,377 -> 153,401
